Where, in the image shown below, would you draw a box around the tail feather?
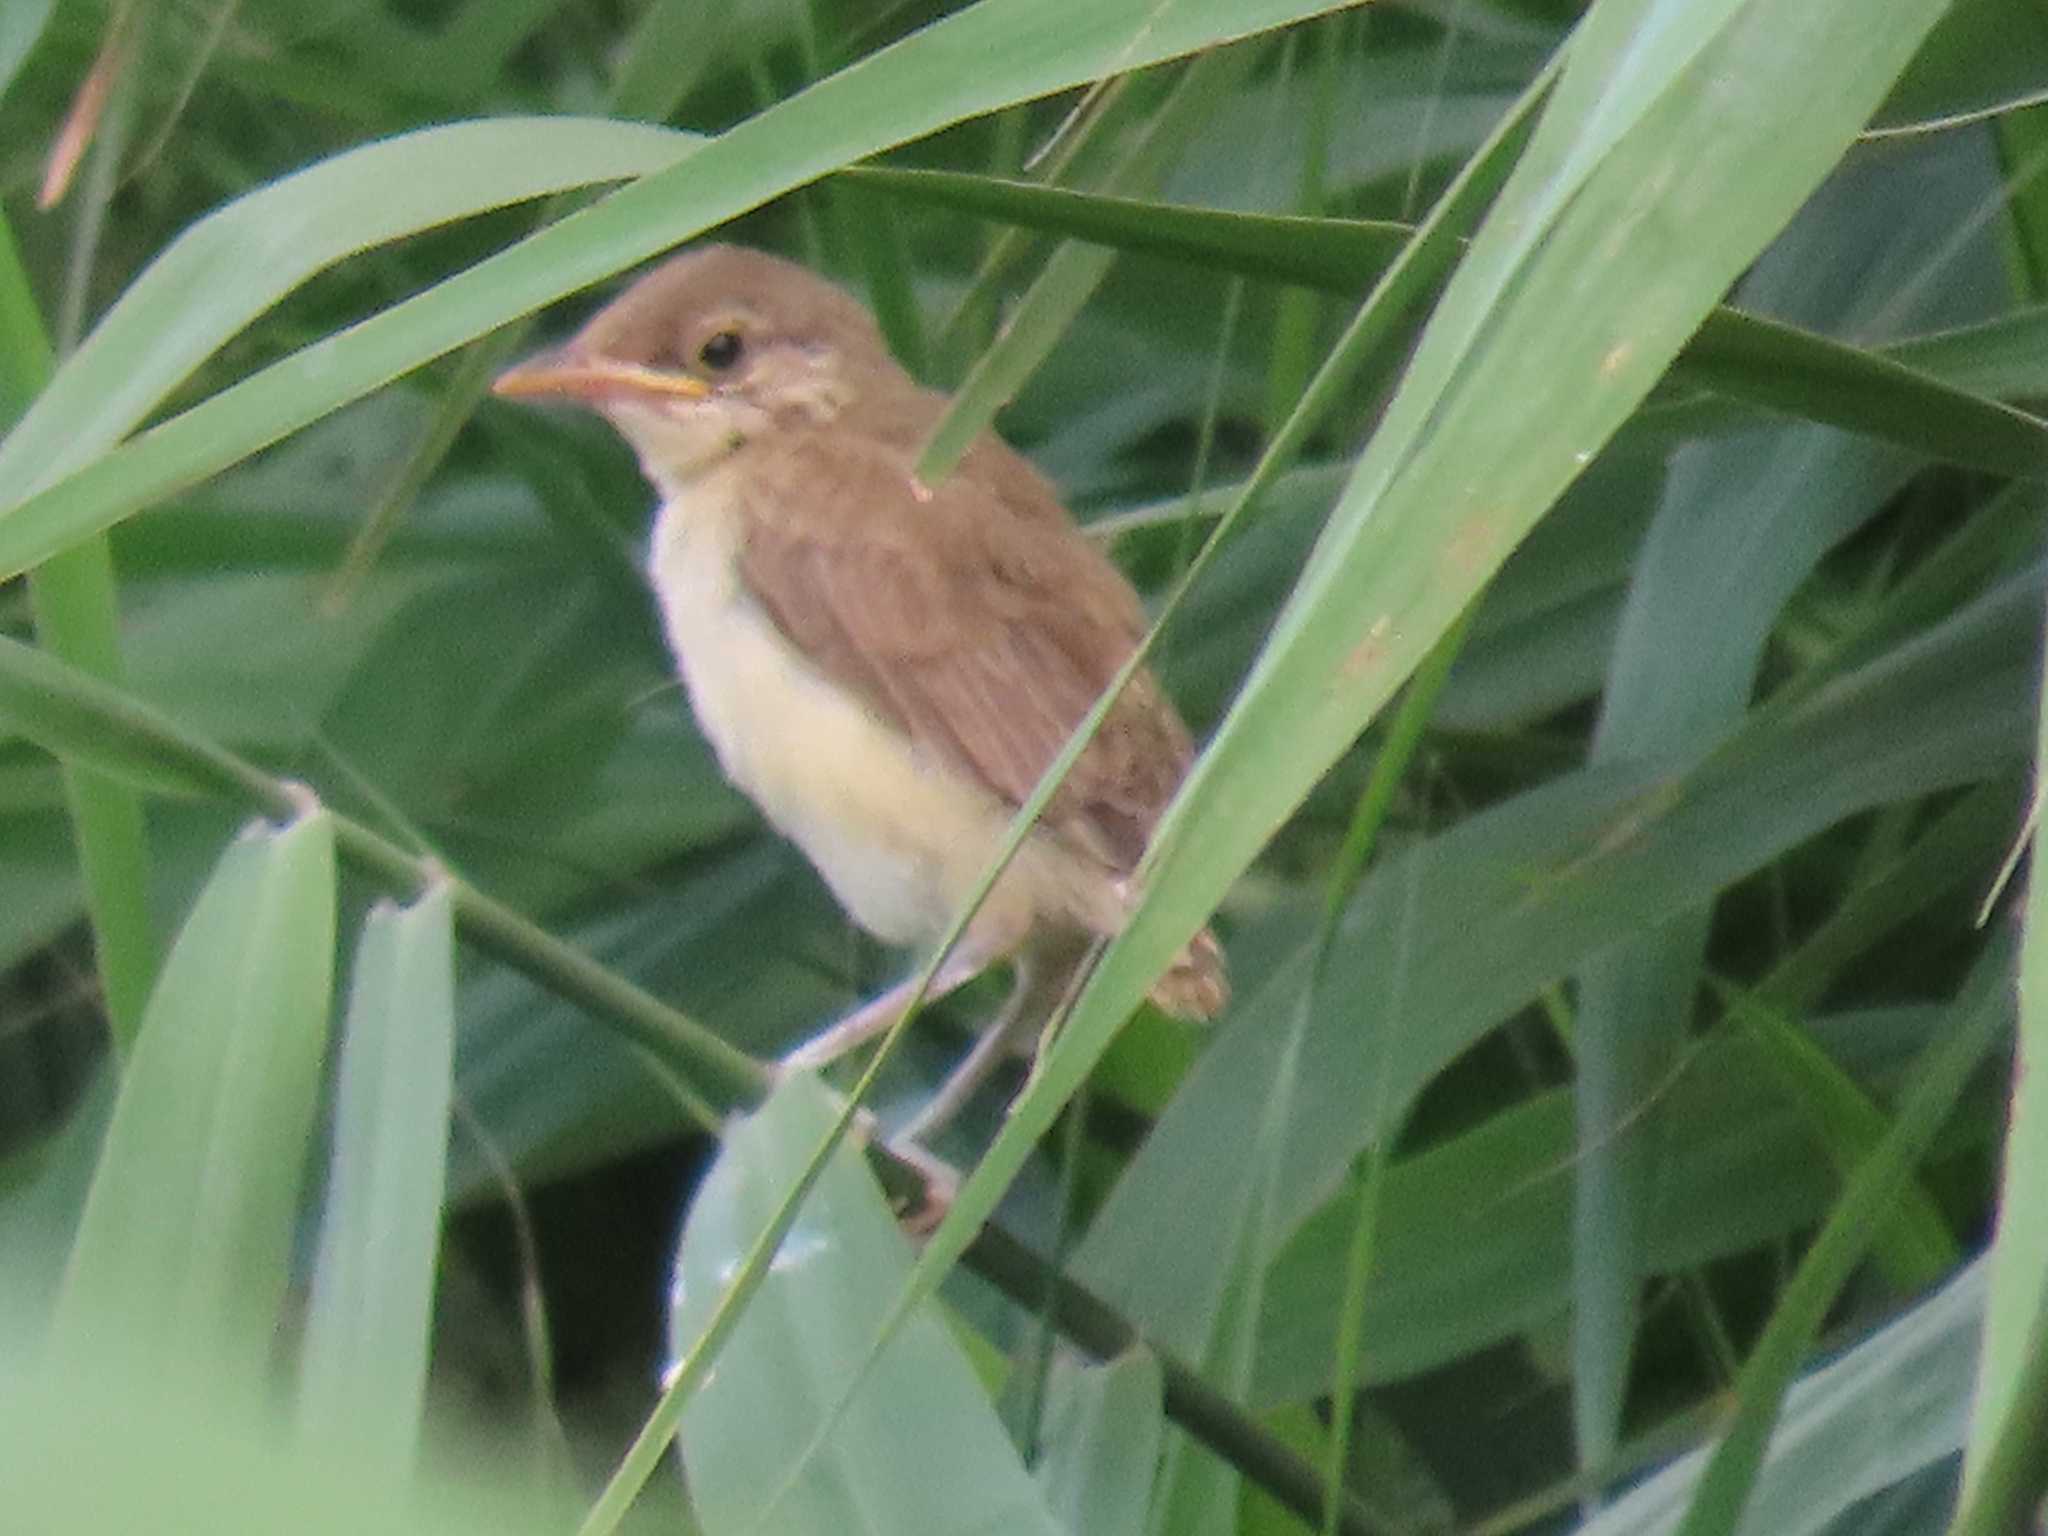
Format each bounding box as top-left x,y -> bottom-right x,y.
1146,925 -> 1228,1020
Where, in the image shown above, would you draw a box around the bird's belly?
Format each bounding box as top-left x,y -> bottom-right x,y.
647,498 -> 1015,947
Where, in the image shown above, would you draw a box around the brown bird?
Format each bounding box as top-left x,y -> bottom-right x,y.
493,244 -> 1225,1133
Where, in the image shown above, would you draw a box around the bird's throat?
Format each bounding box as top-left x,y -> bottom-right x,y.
605,398 -> 760,500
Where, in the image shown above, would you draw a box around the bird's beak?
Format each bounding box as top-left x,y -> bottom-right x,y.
491,347 -> 711,405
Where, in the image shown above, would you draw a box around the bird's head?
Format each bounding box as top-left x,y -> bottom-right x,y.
493,244 -> 893,495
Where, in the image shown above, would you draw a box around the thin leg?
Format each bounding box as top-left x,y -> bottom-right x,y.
898,939 -> 1091,1144
1012,936 -> 1106,1106
849,1106 -> 958,1233
897,955 -> 1044,1143
779,942 -> 994,1072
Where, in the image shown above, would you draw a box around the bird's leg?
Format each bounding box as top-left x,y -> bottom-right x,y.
897,955 -> 1042,1143
779,940 -> 996,1072
899,937 -> 1093,1144
1012,936 -> 1106,1105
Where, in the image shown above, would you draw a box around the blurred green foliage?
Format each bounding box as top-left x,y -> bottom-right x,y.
1,2 -> 2047,1534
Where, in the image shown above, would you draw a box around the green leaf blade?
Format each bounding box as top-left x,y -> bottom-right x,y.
49,807 -> 338,1378
297,884 -> 457,1478
668,1075 -> 1061,1536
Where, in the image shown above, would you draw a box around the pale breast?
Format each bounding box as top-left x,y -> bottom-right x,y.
646,480 -> 1037,948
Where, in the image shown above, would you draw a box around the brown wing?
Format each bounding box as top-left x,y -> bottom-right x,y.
730,427 -> 1191,874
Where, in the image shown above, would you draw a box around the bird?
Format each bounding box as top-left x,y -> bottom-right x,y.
492,244 -> 1226,1134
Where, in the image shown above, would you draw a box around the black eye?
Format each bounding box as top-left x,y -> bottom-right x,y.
698,330 -> 743,370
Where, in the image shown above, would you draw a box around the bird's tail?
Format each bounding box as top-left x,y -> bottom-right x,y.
1147,925 -> 1229,1021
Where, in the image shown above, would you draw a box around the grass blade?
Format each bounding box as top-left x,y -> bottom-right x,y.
1669,945 -> 2012,1536
0,0 -> 1366,582
1034,1350 -> 1165,1536
0,116 -> 696,503
297,884 -> 457,1479
895,0 -> 1956,1460
1960,616 -> 2048,1496
663,1074 -> 1061,1536
1575,1263 -> 1989,1536
2,201 -> 157,1048
857,166 -> 2048,478
47,804 -> 337,1379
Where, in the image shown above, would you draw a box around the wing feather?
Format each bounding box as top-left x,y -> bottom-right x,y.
730,428 -> 1190,873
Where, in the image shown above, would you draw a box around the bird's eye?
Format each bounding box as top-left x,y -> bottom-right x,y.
698,330 -> 744,371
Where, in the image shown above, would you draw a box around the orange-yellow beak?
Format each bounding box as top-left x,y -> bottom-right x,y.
491,348 -> 711,405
